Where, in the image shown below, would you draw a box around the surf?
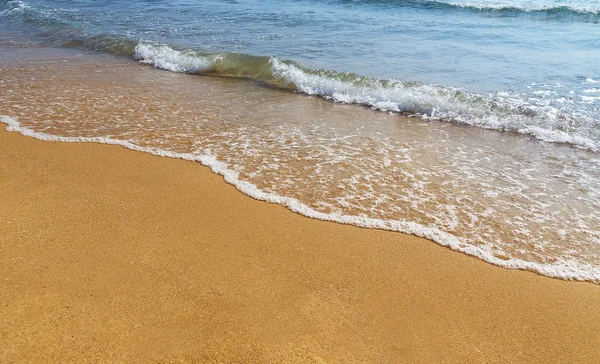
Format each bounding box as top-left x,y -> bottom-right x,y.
133,42 -> 600,152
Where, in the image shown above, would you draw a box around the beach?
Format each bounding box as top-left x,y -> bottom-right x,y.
2,0 -> 600,360
2,124 -> 600,362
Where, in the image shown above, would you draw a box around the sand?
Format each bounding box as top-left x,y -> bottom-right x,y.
1,125 -> 599,363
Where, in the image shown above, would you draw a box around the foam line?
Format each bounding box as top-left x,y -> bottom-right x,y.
2,115 -> 599,283
430,0 -> 600,14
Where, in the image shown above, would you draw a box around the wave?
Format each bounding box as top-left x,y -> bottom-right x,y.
1,0 -> 599,151
427,0 -> 600,15
133,42 -> 600,152
2,0 -> 600,154
2,115 -> 599,284
3,0 -> 600,31
2,0 -> 600,149
325,0 -> 600,20
0,0 -> 28,15
353,0 -> 600,17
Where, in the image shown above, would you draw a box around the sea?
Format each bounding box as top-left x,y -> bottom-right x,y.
1,0 -> 599,282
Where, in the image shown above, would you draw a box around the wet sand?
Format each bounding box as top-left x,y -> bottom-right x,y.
1,125 -> 600,363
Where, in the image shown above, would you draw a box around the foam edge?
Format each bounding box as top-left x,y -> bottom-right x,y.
2,115 -> 599,284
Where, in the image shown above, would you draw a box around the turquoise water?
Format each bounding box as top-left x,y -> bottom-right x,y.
1,0 -> 600,282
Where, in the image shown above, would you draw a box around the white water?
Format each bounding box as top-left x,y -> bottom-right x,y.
435,0 -> 600,13
134,42 -> 217,73
133,42 -> 600,152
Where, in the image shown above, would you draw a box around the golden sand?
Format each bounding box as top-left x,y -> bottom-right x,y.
1,125 -> 599,363
3,46 -> 598,276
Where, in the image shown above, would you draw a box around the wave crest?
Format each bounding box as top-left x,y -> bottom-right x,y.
428,0 -> 600,15
133,42 -> 600,152
134,43 -> 217,73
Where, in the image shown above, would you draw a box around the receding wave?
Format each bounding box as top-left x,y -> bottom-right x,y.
3,115 -> 599,284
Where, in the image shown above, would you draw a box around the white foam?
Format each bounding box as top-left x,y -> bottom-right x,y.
517,126 -> 600,151
269,58 -> 600,152
115,43 -> 600,153
270,58 -> 489,119
580,95 -> 600,104
532,90 -> 555,96
0,0 -> 30,15
2,115 -> 599,284
434,0 -> 600,14
134,42 -> 216,73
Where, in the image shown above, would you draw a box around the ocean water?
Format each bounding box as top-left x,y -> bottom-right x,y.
1,0 -> 599,282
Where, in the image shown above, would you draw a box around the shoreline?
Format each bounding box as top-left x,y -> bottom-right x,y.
1,45 -> 598,284
5,115 -> 595,284
1,125 -> 599,362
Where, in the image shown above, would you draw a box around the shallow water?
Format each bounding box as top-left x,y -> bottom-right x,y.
1,47 -> 599,282
1,0 -> 600,149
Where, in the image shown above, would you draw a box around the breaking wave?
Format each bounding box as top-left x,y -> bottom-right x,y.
133,42 -> 600,152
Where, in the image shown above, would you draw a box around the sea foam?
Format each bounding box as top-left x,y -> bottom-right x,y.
0,0 -> 30,15
134,43 -> 216,73
131,42 -> 600,152
433,0 -> 600,14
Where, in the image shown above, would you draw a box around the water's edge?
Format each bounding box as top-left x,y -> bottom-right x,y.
3,115 -> 598,284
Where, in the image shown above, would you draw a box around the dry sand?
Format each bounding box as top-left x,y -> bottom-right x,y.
1,125 -> 599,363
